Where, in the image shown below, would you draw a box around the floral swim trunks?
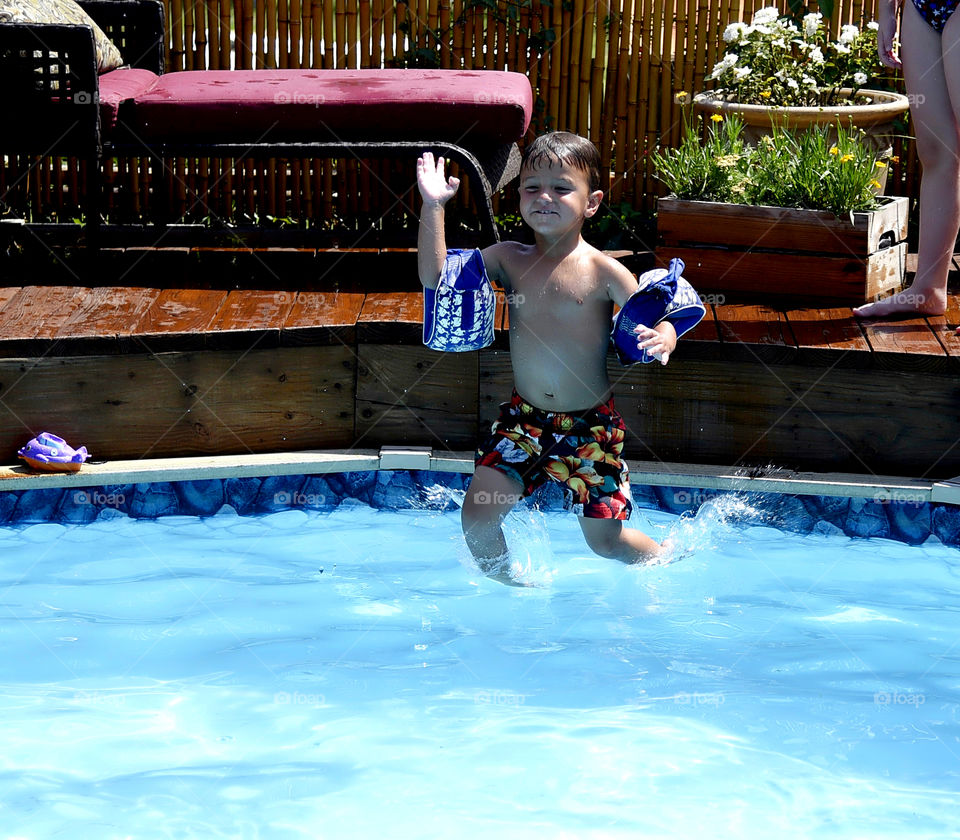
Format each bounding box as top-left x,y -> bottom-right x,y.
475,390 -> 633,520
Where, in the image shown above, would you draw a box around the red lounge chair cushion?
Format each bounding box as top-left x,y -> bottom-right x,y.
97,68 -> 159,132
124,69 -> 533,147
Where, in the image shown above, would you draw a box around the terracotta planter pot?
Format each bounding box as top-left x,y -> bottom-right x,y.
692,88 -> 910,157
656,195 -> 909,304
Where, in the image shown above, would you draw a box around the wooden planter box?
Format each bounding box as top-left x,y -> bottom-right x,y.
655,196 -> 909,304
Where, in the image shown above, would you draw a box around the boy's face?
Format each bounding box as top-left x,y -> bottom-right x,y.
518,158 -> 602,238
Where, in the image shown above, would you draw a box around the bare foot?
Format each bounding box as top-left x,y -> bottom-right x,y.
853,287 -> 947,319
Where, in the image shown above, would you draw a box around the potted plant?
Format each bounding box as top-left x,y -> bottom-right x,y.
694,7 -> 909,153
653,113 -> 908,303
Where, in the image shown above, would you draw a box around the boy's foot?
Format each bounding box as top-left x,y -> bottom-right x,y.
853,287 -> 947,319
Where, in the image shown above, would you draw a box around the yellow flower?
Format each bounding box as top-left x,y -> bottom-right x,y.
710,114 -> 724,123
869,179 -> 882,189
675,90 -> 690,104
890,155 -> 900,164
759,90 -> 772,98
875,160 -> 887,168
840,153 -> 855,163
829,146 -> 839,156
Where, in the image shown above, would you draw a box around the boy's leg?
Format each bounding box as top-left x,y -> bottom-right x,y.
461,465 -> 525,567
578,517 -> 664,564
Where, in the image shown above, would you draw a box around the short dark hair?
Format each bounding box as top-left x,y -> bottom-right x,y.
521,131 -> 602,192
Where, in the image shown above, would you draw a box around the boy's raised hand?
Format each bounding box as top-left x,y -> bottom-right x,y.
417,152 -> 461,205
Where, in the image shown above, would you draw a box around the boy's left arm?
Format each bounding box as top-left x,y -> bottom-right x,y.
607,261 -> 677,366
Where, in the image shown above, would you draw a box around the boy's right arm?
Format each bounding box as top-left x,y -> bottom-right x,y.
417,152 -> 460,290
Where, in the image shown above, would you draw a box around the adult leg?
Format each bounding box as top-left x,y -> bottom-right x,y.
578,517 -> 664,564
461,465 -> 524,571
854,2 -> 960,318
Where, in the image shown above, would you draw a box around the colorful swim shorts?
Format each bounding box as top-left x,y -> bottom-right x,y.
475,390 -> 633,520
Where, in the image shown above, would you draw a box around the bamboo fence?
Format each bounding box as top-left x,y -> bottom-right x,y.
1,0 -> 914,235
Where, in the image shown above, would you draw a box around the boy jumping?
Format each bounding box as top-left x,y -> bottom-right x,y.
417,132 -> 698,576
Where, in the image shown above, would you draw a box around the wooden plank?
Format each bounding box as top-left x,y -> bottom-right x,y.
52,287 -> 162,355
188,248 -> 318,291
374,248 -> 421,292
925,293 -> 960,371
714,304 -> 798,364
660,244 -> 906,304
0,287 -> 22,313
783,307 -> 872,368
122,288 -> 230,353
611,358 -> 960,479
0,286 -> 91,356
356,291 -> 423,344
205,289 -> 297,350
657,197 -> 909,255
674,301 -> 720,360
0,346 -> 356,462
478,348 -> 514,433
857,313 -> 950,372
281,290 -> 365,346
118,247 -> 193,288
313,248 -> 383,290
355,343 -> 479,450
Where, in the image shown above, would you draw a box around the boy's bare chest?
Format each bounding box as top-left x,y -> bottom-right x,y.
510,265 -> 604,313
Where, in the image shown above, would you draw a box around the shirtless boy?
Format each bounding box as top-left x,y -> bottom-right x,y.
417,132 -> 678,574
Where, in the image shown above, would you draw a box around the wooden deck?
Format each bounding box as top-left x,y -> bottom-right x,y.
0,247 -> 958,480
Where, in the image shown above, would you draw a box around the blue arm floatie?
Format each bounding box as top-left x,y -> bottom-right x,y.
423,248 -> 496,352
611,258 -> 706,364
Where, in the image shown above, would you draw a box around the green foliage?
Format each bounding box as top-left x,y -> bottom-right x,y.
654,113 -> 886,216
583,200 -> 654,251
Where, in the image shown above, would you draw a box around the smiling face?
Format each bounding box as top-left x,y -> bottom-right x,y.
518,157 -> 603,240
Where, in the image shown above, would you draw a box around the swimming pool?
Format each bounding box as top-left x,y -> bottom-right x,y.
1,479 -> 959,837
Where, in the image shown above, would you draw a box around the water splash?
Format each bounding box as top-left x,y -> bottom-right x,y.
416,483 -> 465,510
648,491 -> 765,566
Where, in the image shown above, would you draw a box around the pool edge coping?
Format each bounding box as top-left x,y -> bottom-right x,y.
2,447 -> 958,506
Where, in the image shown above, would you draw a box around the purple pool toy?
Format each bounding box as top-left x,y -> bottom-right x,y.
17,433 -> 90,472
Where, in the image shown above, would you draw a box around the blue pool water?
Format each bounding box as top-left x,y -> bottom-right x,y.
1,492 -> 959,838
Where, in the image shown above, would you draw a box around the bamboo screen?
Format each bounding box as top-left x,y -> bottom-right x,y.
1,0 -> 913,232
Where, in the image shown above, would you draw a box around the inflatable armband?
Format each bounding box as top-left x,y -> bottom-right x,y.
423,248 -> 496,352
611,258 -> 705,364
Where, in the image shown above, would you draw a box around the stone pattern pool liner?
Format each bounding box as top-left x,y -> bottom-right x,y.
0,470 -> 958,546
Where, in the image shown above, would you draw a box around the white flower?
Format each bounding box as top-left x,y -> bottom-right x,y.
733,66 -> 752,80
786,78 -> 799,89
808,47 -> 825,64
802,75 -> 817,88
710,54 -> 737,78
867,21 -> 879,30
752,6 -> 780,24
723,22 -> 748,43
835,43 -> 850,54
854,72 -> 868,85
839,23 -> 860,43
803,12 -> 822,38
